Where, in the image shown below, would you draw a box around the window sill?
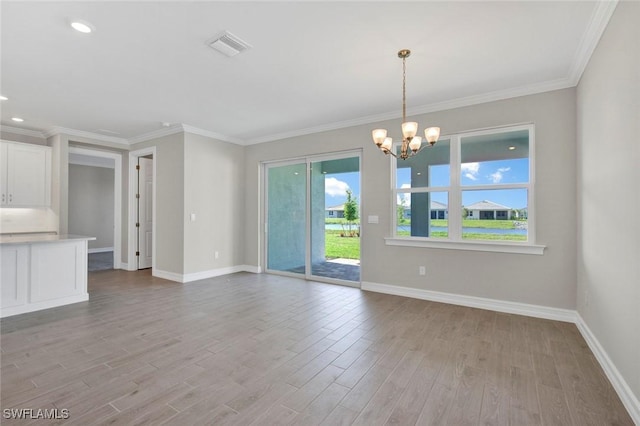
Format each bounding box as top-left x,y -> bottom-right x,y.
384,237 -> 545,255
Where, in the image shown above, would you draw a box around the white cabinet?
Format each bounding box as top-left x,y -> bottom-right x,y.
0,140 -> 52,207
0,237 -> 91,318
1,245 -> 28,308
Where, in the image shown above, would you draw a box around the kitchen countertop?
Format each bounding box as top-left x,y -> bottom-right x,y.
0,234 -> 96,245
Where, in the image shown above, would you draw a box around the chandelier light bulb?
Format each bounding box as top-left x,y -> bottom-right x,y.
402,122 -> 418,139
372,129 -> 387,147
381,137 -> 393,152
409,136 -> 422,152
425,127 -> 441,144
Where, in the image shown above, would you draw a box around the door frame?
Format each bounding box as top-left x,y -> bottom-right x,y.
68,146 -> 122,269
262,149 -> 362,288
127,147 -> 156,271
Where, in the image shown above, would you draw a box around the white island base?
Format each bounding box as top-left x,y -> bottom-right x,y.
1,235 -> 94,318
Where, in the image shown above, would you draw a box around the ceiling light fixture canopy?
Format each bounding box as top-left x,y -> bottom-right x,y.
372,49 -> 440,160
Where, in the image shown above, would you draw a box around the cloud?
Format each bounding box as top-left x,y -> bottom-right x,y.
461,163 -> 479,181
490,167 -> 511,183
397,184 -> 411,206
325,177 -> 350,197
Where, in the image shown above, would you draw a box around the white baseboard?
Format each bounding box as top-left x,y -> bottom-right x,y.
576,314 -> 640,424
88,247 -> 114,254
0,294 -> 89,318
152,265 -> 260,283
361,281 -> 577,323
241,264 -> 262,274
152,269 -> 184,283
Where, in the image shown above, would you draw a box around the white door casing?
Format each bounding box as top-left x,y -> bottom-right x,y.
137,157 -> 153,269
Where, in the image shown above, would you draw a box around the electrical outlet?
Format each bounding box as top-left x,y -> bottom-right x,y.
419,266 -> 426,276
215,251 -> 219,260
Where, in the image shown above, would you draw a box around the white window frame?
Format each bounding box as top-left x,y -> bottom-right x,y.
386,123 -> 545,255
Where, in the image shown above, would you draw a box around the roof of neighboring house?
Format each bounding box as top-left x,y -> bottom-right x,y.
326,204 -> 345,211
465,200 -> 511,211
400,201 -> 448,210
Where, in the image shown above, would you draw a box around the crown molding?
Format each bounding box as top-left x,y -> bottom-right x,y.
245,76 -> 574,145
128,124 -> 184,145
181,124 -> 244,145
0,125 -> 46,139
568,0 -> 618,85
43,126 -> 129,145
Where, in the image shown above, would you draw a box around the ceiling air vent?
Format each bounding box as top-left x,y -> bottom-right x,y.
207,31 -> 252,57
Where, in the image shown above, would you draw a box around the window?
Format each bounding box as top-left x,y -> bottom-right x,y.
390,124 -> 542,254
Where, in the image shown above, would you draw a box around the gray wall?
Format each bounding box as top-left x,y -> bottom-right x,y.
245,88 -> 577,309
183,132 -> 245,274
577,0 -> 640,404
132,133 -> 185,275
68,164 -> 114,250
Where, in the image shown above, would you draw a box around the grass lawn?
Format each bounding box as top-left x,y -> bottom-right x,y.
324,219 -> 527,259
325,230 -> 360,259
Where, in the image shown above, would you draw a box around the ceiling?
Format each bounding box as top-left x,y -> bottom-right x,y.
0,1 -> 614,146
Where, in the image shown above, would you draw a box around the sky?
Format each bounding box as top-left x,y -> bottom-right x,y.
324,171 -> 360,207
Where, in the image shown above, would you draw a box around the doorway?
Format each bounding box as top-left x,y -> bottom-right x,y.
265,151 -> 361,286
68,147 -> 122,270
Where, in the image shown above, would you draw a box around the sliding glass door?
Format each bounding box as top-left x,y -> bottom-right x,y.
265,152 -> 361,285
266,162 -> 306,274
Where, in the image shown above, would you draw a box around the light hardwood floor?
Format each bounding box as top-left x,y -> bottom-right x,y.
0,270 -> 633,425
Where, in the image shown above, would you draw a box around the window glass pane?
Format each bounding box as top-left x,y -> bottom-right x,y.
397,191 -> 448,238
460,130 -> 529,186
396,139 -> 450,188
462,189 -> 528,241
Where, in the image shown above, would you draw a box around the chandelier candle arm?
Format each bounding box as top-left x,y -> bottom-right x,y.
371,49 -> 440,160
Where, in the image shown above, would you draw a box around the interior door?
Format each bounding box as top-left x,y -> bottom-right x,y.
137,157 -> 153,269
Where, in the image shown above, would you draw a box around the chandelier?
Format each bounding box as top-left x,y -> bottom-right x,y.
372,49 -> 440,160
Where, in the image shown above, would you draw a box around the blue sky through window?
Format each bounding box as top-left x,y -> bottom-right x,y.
324,171 -> 360,207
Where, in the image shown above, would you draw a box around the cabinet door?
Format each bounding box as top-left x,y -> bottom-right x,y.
6,142 -> 51,207
1,245 -> 28,308
30,241 -> 86,303
0,143 -> 7,206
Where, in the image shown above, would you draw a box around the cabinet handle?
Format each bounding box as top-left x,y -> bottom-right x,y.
8,194 -> 12,203
1,193 -> 4,203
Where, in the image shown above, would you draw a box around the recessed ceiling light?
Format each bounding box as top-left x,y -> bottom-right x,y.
71,21 -> 94,34
12,117 -> 24,122
508,146 -> 516,150
0,95 -> 8,101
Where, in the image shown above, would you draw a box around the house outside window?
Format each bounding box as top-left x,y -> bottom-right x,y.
392,124 -> 536,250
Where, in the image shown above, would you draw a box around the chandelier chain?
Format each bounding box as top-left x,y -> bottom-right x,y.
402,56 -> 407,124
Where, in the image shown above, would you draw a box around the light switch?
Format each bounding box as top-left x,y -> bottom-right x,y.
190,213 -> 196,222
368,215 -> 379,224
